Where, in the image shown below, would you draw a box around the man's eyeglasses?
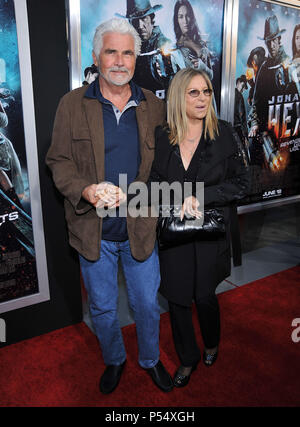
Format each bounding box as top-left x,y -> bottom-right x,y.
187,88 -> 213,98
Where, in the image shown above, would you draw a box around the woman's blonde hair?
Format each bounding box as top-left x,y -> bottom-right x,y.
167,68 -> 219,145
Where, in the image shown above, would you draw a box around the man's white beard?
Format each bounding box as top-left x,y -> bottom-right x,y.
99,66 -> 132,86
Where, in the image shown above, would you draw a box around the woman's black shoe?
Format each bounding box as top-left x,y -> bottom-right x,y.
203,348 -> 218,367
173,364 -> 198,388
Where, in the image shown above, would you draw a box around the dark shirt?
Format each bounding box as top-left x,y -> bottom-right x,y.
85,78 -> 145,241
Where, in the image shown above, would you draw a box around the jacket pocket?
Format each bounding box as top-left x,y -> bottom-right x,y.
71,129 -> 96,178
72,128 -> 92,157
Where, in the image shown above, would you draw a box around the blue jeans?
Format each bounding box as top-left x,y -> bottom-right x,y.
79,240 -> 161,368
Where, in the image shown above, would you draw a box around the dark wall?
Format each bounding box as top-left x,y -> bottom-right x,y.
0,0 -> 83,347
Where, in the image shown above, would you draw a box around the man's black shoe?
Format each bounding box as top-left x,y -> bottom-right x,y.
99,361 -> 126,394
145,360 -> 173,392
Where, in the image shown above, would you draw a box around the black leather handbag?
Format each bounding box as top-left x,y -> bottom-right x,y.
157,207 -> 226,250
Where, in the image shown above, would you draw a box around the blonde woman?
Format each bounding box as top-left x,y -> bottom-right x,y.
148,68 -> 250,387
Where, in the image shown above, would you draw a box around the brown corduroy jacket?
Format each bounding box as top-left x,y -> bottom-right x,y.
46,84 -> 166,261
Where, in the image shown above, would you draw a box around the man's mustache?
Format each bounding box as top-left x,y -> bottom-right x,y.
108,67 -> 130,74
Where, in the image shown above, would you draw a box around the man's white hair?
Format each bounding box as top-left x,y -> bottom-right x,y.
93,18 -> 141,58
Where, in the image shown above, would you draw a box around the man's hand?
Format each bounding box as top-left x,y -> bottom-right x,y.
95,182 -> 126,209
81,184 -> 100,207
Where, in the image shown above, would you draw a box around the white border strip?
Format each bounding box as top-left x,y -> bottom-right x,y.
220,0 -> 234,121
238,195 -> 300,214
0,0 -> 50,313
67,0 -> 82,90
263,0 -> 300,8
220,0 -> 239,123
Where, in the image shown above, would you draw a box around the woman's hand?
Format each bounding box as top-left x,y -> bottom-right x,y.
81,182 -> 127,209
180,195 -> 202,220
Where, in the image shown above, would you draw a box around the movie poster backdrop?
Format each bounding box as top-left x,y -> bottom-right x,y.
0,0 -> 39,307
234,0 -> 300,204
80,0 -> 225,113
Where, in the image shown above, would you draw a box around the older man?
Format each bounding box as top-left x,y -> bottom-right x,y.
46,18 -> 172,394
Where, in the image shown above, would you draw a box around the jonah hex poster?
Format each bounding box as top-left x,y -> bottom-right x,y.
0,0 -> 39,305
234,0 -> 300,204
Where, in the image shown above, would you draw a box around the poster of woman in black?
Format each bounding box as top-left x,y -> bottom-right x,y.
234,0 -> 300,203
0,0 -> 38,305
80,0 -> 224,113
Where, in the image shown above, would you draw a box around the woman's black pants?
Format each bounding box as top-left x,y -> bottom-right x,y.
168,295 -> 220,367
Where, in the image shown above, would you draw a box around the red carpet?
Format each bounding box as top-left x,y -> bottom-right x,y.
0,266 -> 299,407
